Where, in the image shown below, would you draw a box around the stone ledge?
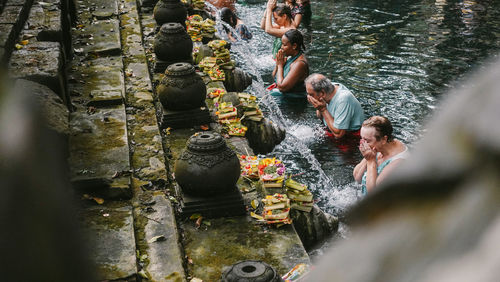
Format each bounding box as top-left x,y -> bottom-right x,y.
80,202 -> 138,280
8,41 -> 68,103
69,105 -> 132,199
139,194 -> 186,281
0,23 -> 15,48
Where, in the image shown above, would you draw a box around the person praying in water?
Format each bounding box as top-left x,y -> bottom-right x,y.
268,29 -> 309,98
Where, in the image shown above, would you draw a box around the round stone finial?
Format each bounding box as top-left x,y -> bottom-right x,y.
165,62 -> 195,76
186,132 -> 226,153
159,22 -> 184,34
221,260 -> 283,282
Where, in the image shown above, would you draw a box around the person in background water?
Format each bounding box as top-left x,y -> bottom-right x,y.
206,0 -> 236,11
305,73 -> 365,138
261,0 -> 294,58
269,29 -> 309,97
220,7 -> 253,41
283,0 -> 311,27
353,116 -> 409,194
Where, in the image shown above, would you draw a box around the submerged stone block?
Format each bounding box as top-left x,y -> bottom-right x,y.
8,41 -> 67,103
69,105 -> 132,199
80,203 -> 137,280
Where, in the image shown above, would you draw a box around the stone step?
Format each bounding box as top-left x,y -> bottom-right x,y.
0,0 -> 33,64
72,19 -> 121,55
80,202 -> 138,280
68,56 -> 125,110
69,105 -> 132,199
119,0 -> 187,280
76,0 -> 118,20
134,194 -> 186,281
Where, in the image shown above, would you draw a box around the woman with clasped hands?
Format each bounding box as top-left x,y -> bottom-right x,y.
353,116 -> 409,194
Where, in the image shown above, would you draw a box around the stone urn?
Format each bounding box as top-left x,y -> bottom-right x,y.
154,23 -> 193,63
153,0 -> 187,27
157,62 -> 206,111
221,260 -> 283,282
174,131 -> 241,197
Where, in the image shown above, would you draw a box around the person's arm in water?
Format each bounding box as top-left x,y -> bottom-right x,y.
307,95 -> 347,138
272,50 -> 307,92
261,0 -> 277,30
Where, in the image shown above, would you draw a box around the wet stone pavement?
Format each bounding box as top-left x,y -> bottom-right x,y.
1,0 -> 314,280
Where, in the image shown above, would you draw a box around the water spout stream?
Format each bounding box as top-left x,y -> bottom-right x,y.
213,9 -> 336,195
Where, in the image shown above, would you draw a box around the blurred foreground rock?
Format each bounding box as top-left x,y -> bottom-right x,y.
0,78 -> 94,281
308,56 -> 500,281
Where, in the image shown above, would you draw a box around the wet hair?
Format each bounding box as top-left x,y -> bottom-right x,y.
362,116 -> 394,142
283,0 -> 296,5
220,7 -> 237,28
272,3 -> 292,20
284,29 -> 305,51
304,74 -> 335,94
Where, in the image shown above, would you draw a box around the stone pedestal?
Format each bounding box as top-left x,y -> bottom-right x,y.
175,184 -> 246,218
160,105 -> 212,129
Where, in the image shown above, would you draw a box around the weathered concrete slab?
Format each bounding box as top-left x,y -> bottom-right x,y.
68,56 -> 124,107
69,105 -> 132,199
73,19 -> 121,55
8,41 -> 66,101
137,194 -> 186,281
81,202 -> 137,280
25,2 -> 62,42
0,23 -> 15,47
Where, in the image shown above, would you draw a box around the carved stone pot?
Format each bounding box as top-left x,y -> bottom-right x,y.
154,23 -> 193,63
174,131 -> 241,197
221,260 -> 283,282
153,0 -> 187,27
157,62 -> 206,111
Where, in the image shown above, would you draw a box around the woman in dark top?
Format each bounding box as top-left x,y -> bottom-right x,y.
270,29 -> 309,98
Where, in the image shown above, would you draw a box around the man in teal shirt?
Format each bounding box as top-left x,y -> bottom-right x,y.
305,73 -> 365,139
